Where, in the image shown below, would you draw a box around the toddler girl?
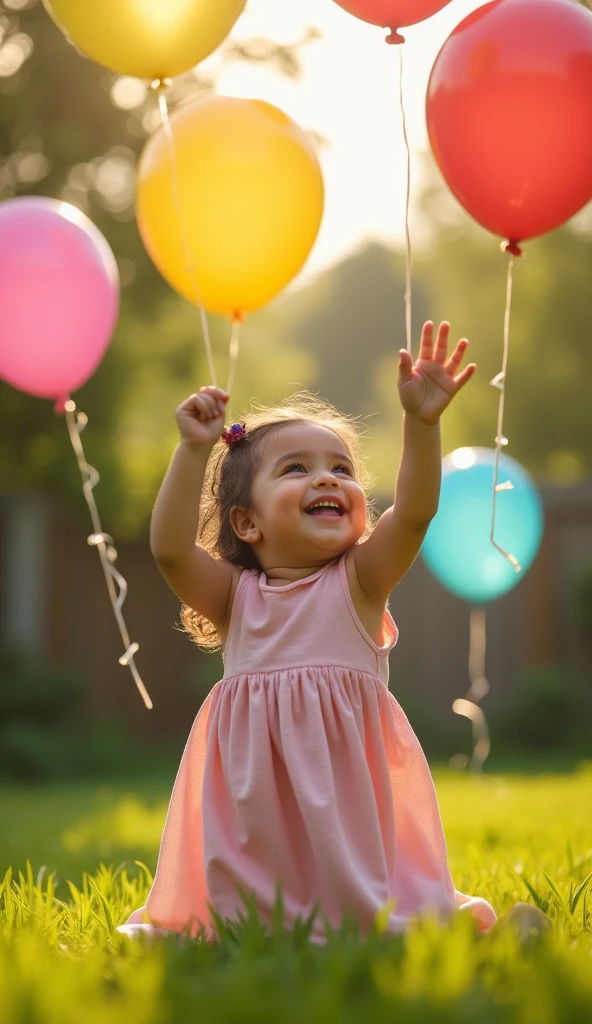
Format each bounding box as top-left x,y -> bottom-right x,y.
120,321 -> 497,940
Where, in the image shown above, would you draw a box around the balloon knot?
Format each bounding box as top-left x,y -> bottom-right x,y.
385,28 -> 405,44
151,78 -> 172,94
54,395 -> 71,416
501,240 -> 523,258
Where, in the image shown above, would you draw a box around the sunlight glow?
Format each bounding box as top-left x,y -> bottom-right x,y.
0,32 -> 33,76
215,0 -> 491,281
450,447 -> 477,470
131,0 -> 205,35
111,77 -> 148,111
58,201 -> 89,228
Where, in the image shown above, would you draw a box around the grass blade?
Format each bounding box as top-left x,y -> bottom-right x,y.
542,871 -> 568,915
517,873 -> 548,911
569,871 -> 592,915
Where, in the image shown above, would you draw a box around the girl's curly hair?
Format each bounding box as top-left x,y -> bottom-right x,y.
181,392 -> 377,649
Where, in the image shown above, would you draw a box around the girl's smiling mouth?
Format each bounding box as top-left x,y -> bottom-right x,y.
304,499 -> 345,517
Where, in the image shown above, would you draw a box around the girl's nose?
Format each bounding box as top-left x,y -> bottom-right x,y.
313,469 -> 340,486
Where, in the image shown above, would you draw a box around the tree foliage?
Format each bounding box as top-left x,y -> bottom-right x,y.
417,164 -> 592,483
3,0 -> 592,533
0,0 -> 318,536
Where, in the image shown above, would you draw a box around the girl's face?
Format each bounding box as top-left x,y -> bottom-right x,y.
233,421 -> 367,570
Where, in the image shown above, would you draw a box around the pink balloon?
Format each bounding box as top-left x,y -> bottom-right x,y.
0,196 -> 119,401
332,0 -> 452,41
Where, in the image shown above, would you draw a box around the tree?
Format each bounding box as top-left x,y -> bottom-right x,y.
416,161 -> 592,483
254,155 -> 592,497
266,243 -> 433,499
0,0 -> 320,535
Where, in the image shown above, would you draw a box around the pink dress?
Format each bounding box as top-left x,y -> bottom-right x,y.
120,553 -> 496,940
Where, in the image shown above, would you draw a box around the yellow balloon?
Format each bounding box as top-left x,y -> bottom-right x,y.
136,95 -> 324,317
43,0 -> 246,80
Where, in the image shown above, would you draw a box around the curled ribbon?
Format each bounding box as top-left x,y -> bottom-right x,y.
451,607 -> 490,772
62,398 -> 153,710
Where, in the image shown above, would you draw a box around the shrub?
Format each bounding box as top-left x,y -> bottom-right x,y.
63,720 -> 158,778
572,560 -> 592,647
390,680 -> 466,761
0,647 -> 162,782
0,722 -> 67,782
183,651 -> 224,707
0,646 -> 83,727
495,667 -> 585,750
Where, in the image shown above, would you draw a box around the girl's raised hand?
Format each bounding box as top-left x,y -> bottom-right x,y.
398,321 -> 476,425
176,387 -> 230,448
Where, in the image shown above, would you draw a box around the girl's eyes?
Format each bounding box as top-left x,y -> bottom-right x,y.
283,462 -> 351,475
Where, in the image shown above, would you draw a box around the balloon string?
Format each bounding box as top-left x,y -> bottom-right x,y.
451,607 -> 490,773
153,81 -> 218,388
397,44 -> 413,356
63,400 -> 153,711
226,317 -> 242,396
490,254 -> 521,571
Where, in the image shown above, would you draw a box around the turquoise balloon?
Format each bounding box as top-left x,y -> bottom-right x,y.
421,447 -> 544,604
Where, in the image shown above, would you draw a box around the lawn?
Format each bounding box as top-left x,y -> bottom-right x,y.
1,763 -> 591,1022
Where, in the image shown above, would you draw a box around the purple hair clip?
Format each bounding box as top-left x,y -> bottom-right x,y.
222,423 -> 247,446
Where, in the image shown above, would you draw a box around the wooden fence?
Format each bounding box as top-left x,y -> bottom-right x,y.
1,483 -> 591,740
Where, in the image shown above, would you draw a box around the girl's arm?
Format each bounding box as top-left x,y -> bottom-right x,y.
353,322 -> 475,605
151,387 -> 241,629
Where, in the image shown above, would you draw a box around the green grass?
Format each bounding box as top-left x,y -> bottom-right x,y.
1,763 -> 591,1022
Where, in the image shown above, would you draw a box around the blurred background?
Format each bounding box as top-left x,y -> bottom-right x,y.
1,0 -> 592,790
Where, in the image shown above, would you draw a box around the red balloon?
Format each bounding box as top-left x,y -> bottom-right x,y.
426,0 -> 592,246
332,0 -> 451,42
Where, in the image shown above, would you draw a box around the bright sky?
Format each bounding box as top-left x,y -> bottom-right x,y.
206,0 -> 488,284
